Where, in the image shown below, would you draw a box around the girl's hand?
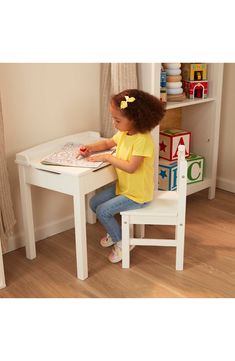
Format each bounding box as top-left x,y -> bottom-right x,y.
76,145 -> 91,158
87,154 -> 111,163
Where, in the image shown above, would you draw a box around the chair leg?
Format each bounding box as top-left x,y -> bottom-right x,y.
122,215 -> 130,268
175,224 -> 185,271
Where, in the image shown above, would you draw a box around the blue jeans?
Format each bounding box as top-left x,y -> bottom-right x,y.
90,183 -> 149,243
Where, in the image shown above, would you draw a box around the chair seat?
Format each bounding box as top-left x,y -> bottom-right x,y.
121,191 -> 179,217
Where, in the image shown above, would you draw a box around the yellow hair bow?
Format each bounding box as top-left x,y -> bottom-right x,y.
120,95 -> 136,109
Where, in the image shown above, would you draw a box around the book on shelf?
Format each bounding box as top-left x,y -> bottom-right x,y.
41,142 -> 115,169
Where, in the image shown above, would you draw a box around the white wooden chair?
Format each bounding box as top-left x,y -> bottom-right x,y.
121,145 -> 187,270
0,240 -> 6,289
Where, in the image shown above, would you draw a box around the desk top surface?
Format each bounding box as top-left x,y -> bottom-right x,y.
15,131 -> 114,176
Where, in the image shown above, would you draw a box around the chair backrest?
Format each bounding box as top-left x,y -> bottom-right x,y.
176,145 -> 187,222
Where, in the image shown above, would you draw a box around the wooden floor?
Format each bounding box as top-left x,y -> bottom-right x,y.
1,188 -> 235,298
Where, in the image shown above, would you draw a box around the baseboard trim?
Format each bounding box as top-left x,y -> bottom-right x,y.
216,177 -> 235,194
4,215 -> 75,254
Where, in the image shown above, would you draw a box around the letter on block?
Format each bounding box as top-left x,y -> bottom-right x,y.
158,158 -> 178,191
159,129 -> 191,161
187,153 -> 204,184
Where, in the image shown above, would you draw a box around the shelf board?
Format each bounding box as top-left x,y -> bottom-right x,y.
187,178 -> 212,196
166,97 -> 215,110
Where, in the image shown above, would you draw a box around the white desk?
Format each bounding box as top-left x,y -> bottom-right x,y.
15,131 -> 117,280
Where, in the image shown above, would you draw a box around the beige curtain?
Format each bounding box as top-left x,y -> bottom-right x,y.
100,63 -> 138,138
0,96 -> 15,252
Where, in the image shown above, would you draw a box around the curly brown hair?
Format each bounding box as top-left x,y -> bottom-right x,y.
111,89 -> 165,133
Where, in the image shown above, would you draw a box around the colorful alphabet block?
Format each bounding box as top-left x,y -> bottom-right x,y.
158,153 -> 205,191
159,129 -> 191,161
158,158 -> 178,191
186,153 -> 205,184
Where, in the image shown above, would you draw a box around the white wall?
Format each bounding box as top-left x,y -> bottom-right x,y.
0,63 -> 100,252
217,63 -> 235,193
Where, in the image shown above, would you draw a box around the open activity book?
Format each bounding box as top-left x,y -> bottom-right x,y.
41,142 -> 115,169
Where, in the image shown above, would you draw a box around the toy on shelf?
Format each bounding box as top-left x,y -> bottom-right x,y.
160,66 -> 167,104
159,128 -> 191,161
186,153 -> 205,184
158,152 -> 205,191
182,63 -> 207,81
163,63 -> 186,102
182,63 -> 208,99
158,158 -> 178,190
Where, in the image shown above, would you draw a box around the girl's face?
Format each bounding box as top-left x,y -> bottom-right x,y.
110,103 -> 136,135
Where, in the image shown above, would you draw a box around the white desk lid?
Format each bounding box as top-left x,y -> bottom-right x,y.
15,131 -> 107,174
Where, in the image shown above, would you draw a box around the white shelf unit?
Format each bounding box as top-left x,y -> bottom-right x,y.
165,97 -> 215,110
138,63 -> 224,199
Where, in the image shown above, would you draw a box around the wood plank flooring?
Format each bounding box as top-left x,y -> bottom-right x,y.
1,188 -> 235,298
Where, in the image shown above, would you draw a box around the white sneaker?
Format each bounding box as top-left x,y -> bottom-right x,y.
108,241 -> 135,263
100,233 -> 115,248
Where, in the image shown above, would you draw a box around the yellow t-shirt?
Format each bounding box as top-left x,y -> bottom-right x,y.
112,131 -> 155,203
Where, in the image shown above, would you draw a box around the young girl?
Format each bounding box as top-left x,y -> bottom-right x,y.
78,89 -> 165,263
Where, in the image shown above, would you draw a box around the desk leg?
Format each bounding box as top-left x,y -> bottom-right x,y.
18,165 -> 36,259
0,241 -> 6,289
73,191 -> 88,280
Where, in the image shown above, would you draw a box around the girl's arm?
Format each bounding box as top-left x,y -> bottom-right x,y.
88,153 -> 145,174
77,138 -> 116,157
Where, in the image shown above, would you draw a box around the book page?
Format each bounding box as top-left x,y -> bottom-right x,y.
41,143 -> 114,168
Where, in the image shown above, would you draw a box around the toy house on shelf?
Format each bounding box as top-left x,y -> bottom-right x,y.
182,63 -> 208,99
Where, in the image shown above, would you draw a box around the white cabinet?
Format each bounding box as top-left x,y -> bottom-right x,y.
138,63 -> 224,199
